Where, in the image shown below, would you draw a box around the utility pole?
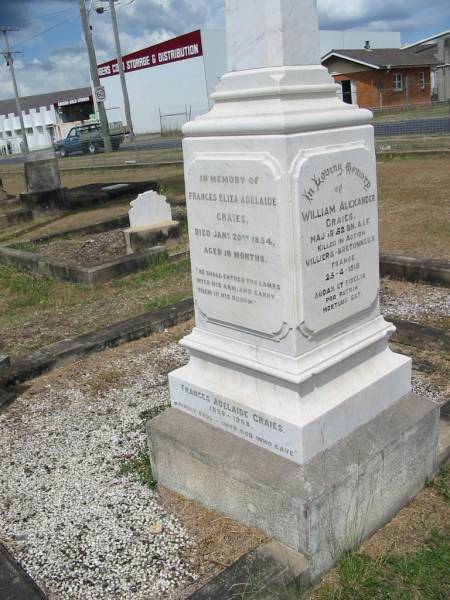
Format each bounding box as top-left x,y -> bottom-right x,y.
96,0 -> 135,141
0,28 -> 30,154
78,0 -> 112,152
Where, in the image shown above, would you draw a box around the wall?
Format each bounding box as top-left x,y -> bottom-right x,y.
332,68 -> 432,109
0,106 -> 56,153
435,37 -> 450,101
99,30 -> 226,135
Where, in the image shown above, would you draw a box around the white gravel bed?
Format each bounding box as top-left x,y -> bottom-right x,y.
412,372 -> 446,406
380,281 -> 449,322
0,342 -> 197,600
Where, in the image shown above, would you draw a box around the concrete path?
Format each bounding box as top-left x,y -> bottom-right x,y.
0,544 -> 47,600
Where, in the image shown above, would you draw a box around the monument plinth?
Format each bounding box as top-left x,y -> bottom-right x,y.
148,0 -> 439,579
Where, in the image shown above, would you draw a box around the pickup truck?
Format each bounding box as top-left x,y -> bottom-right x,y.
55,122 -> 125,157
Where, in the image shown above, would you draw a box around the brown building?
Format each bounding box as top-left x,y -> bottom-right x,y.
322,47 -> 439,110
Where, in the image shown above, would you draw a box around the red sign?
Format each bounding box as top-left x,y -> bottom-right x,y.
97,30 -> 203,79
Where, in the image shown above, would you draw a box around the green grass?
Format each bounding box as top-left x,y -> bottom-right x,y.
117,450 -> 157,490
0,266 -> 53,309
310,533 -> 449,600
111,258 -> 190,289
0,257 -> 192,356
373,103 -> 450,122
426,464 -> 450,501
143,291 -> 190,312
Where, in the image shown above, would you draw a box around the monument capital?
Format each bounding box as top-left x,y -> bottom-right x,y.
225,0 -> 321,71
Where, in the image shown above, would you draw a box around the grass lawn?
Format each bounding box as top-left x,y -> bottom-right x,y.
376,134 -> 450,152
373,103 -> 450,122
0,258 -> 192,356
377,157 -> 450,259
3,156 -> 448,259
0,162 -> 184,197
0,155 -> 448,356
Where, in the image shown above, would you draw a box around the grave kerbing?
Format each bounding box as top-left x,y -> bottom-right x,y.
148,0 -> 439,580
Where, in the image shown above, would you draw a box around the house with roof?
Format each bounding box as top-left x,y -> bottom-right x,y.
322,46 -> 439,110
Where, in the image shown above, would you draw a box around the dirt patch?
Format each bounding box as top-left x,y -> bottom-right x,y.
378,158 -> 450,260
36,230 -> 127,266
158,487 -> 268,575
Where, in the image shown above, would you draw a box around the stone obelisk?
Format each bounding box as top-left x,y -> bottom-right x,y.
148,0 -> 439,580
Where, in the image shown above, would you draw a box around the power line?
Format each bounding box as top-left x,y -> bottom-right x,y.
11,14 -> 81,49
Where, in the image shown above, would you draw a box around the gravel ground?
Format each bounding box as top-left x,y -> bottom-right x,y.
38,230 -> 127,266
380,279 -> 449,324
0,338 -> 197,600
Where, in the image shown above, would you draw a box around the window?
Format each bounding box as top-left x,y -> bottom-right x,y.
26,128 -> 33,134
393,72 -> 403,91
419,72 -> 425,90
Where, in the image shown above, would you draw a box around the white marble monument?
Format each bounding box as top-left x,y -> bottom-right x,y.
167,0 -> 412,464
148,0 -> 438,580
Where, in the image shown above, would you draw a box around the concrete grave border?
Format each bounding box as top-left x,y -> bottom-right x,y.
0,543 -> 48,600
0,244 -> 167,284
0,208 -> 33,230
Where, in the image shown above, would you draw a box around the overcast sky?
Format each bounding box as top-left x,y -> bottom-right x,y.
0,0 -> 449,99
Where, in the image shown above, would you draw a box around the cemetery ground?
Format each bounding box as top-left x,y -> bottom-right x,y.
0,154 -> 449,357
0,152 -> 449,598
0,319 -> 448,599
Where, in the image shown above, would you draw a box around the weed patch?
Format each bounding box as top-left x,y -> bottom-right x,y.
426,464 -> 450,501
138,404 -> 169,422
0,266 -> 54,309
117,450 -> 156,490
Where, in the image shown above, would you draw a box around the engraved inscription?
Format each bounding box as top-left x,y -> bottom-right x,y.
297,148 -> 379,333
171,378 -> 301,463
186,155 -> 284,335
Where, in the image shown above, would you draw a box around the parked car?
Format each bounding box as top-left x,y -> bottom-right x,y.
55,122 -> 125,157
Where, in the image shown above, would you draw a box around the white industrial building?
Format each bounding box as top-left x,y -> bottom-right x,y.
0,88 -> 93,155
98,28 -> 401,135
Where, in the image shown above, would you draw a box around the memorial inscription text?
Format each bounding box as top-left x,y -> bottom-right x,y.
298,148 -> 379,333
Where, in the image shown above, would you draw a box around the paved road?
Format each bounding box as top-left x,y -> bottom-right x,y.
0,137 -> 182,166
2,117 -> 449,166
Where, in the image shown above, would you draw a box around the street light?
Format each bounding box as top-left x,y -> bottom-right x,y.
96,0 -> 135,141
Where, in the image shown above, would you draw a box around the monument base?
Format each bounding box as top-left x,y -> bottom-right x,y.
20,187 -> 68,212
147,393 -> 439,582
20,188 -> 67,212
123,220 -> 181,254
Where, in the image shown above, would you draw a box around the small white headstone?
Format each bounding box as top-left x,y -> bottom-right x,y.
128,190 -> 173,229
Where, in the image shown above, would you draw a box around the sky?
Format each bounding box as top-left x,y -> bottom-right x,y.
0,0 -> 449,100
